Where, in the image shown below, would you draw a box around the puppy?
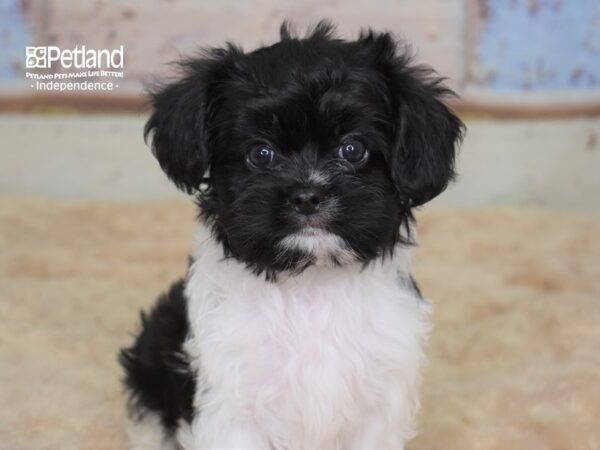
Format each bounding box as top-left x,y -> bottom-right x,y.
120,22 -> 464,450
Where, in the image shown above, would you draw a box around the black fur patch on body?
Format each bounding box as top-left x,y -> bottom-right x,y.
119,280 -> 195,435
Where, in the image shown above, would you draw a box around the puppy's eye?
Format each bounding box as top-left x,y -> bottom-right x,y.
338,141 -> 368,165
246,146 -> 275,168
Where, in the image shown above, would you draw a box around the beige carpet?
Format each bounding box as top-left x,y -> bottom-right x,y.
1,196 -> 599,450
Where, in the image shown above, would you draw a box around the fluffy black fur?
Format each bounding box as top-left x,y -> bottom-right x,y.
122,21 -> 464,436
120,280 -> 195,435
144,21 -> 464,277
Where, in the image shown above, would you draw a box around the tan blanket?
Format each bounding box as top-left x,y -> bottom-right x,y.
1,197 -> 598,450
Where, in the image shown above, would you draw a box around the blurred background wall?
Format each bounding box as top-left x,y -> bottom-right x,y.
1,0 -> 599,209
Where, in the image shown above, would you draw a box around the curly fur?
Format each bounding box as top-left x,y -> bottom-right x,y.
122,21 -> 463,449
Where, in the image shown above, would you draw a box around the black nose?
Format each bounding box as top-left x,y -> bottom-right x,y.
290,188 -> 322,215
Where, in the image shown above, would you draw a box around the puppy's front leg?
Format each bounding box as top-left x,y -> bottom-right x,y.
183,407 -> 269,450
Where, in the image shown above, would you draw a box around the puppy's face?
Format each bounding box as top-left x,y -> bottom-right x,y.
146,23 -> 464,278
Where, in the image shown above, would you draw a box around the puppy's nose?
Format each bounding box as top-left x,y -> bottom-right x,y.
290,188 -> 322,215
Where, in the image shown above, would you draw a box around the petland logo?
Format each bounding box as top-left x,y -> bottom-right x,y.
25,45 -> 124,92
26,45 -> 124,69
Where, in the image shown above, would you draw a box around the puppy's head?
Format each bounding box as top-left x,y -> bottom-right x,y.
145,22 -> 464,278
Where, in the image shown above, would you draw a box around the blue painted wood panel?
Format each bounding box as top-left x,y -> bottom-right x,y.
0,0 -> 32,82
473,0 -> 600,91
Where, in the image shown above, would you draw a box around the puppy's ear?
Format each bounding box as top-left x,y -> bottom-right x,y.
144,48 -> 238,193
360,32 -> 465,207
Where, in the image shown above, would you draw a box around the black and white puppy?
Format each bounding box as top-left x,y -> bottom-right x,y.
120,22 -> 464,450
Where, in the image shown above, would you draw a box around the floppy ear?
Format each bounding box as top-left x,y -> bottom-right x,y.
361,32 -> 465,207
391,67 -> 464,207
144,48 -> 237,193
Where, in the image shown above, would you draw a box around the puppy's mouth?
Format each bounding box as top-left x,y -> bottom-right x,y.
294,226 -> 324,236
278,226 -> 356,266
294,215 -> 328,231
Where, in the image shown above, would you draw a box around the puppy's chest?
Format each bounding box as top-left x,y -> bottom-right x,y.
187,264 -> 426,425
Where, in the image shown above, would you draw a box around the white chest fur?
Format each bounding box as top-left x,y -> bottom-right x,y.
181,228 -> 431,450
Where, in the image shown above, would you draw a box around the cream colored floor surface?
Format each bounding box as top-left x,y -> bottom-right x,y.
1,197 -> 599,450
